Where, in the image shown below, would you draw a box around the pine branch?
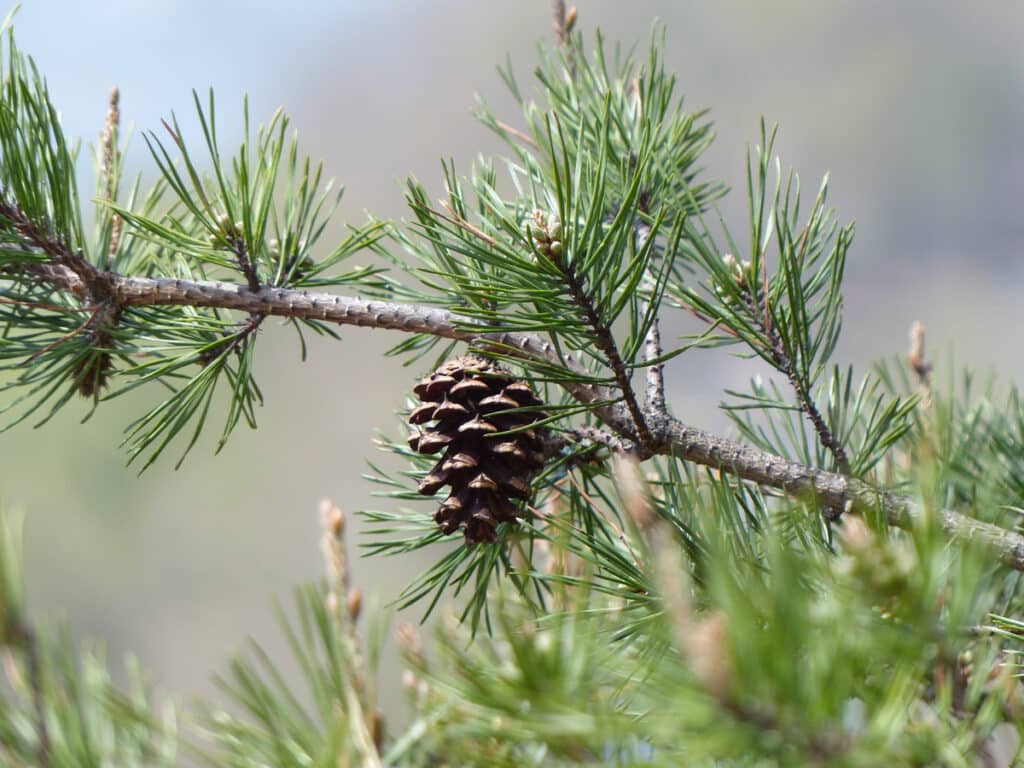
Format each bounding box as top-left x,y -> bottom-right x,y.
9,262 -> 1018,571
5,192 -> 1021,569
4,180 -> 1022,567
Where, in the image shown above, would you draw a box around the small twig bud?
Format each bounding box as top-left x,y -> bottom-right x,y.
346,587 -> 362,622
564,5 -> 577,32
837,515 -> 872,552
525,208 -> 566,263
320,497 -> 345,536
908,320 -> 932,388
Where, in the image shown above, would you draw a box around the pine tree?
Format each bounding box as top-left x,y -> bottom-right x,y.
1,4 -> 1023,766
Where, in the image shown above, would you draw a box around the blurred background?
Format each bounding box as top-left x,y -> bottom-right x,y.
5,0 -> 1024,731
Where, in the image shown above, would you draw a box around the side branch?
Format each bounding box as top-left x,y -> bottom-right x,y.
21,270 -> 1024,572
739,270 -> 851,475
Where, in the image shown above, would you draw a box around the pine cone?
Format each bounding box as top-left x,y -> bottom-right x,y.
407,356 -> 548,544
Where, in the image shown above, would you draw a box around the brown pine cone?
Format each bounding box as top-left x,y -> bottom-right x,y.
407,356 -> 547,544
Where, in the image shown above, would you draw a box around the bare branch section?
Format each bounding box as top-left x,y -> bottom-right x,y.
634,209 -> 665,414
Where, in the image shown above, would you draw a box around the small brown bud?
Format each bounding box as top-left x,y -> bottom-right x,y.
908,320 -> 932,385
345,587 -> 362,621
564,5 -> 577,31
319,498 -> 344,535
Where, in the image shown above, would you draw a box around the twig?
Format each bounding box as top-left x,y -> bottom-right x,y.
769,322 -> 851,475
105,274 -> 1024,569
0,200 -> 103,300
197,312 -> 263,367
101,86 -> 122,263
227,233 -> 261,293
437,201 -> 498,246
24,305 -> 101,365
319,498 -> 383,758
643,316 -> 666,413
494,120 -> 538,149
740,274 -> 851,475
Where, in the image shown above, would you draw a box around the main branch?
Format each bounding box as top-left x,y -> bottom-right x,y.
42,270 -> 1020,572
4,222 -> 1022,569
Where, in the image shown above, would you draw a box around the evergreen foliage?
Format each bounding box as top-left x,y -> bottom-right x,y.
1,5 -> 1023,766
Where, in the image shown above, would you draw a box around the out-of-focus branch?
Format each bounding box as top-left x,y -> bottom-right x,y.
3,620 -> 49,767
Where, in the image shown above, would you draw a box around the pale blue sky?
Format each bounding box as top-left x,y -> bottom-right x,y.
12,2 -> 374,181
